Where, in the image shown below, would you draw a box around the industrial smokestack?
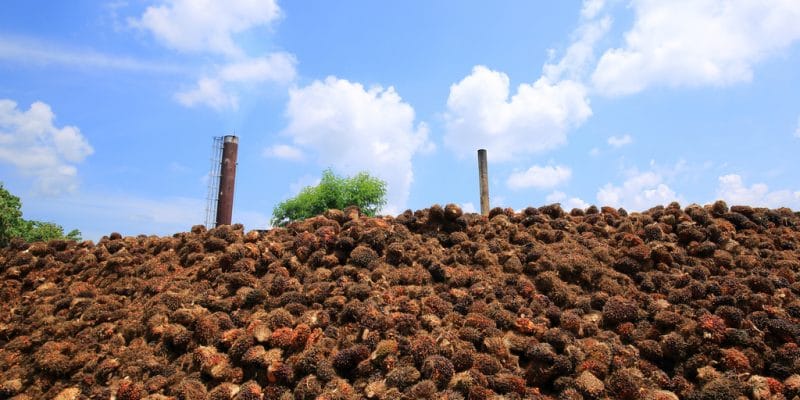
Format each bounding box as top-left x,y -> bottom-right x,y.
215,135 -> 238,226
478,149 -> 489,216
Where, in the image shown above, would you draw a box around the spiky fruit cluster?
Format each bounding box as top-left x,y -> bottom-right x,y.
386,366 -> 421,390
331,345 -> 369,374
116,380 -> 143,400
602,296 -> 640,326
421,355 -> 455,389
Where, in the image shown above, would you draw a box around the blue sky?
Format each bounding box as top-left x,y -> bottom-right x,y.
2,0 -> 800,240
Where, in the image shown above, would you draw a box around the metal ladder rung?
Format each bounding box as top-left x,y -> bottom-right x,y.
204,136 -> 224,227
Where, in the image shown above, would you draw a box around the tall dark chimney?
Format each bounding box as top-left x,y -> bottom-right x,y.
215,135 -> 238,226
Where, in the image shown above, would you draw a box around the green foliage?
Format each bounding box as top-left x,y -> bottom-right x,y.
22,221 -> 81,243
65,229 -> 82,241
1,183 -> 25,247
271,169 -> 387,226
0,182 -> 82,246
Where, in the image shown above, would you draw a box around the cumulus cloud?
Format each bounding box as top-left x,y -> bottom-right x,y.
507,165 -> 572,190
176,54 -> 297,110
597,160 -> 711,210
607,134 -> 632,148
131,0 -> 296,111
580,0 -> 607,20
218,53 -> 297,84
444,66 -> 591,162
597,170 -> 679,211
716,174 -> 800,209
444,0 -> 609,162
543,14 -> 612,82
130,0 -> 280,57
264,144 -> 304,161
281,77 -> 432,212
546,190 -> 590,210
175,77 -> 238,110
0,99 -> 93,195
592,0 -> 800,96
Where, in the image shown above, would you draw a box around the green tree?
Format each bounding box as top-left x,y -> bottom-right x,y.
0,182 -> 82,246
271,169 -> 387,226
1,182 -> 25,246
22,221 -> 81,243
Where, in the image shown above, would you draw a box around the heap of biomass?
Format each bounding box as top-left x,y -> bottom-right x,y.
1,202 -> 800,399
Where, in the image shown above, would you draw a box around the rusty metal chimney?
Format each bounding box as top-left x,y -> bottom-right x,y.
215,135 -> 238,226
478,149 -> 489,216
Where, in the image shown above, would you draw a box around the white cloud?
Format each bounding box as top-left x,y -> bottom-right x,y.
444,66 -> 591,162
589,147 -> 601,156
546,190 -> 590,210
282,77 -> 432,212
597,170 -> 679,210
175,54 -> 297,110
130,0 -> 281,57
461,202 -> 477,214
444,1 -> 609,163
0,99 -> 93,195
607,134 -> 632,148
175,77 -> 238,110
130,0 -> 296,111
264,144 -> 304,161
581,0 -> 607,20
0,34 -> 183,73
597,159 -> 710,210
795,116 -> 800,138
219,53 -> 297,84
716,174 -> 800,208
592,0 -> 800,96
544,15 -> 612,82
507,165 -> 572,190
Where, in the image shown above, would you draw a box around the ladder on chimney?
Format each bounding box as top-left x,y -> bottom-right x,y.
204,136 -> 224,228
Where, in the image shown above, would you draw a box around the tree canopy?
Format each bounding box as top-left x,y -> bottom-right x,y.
0,183 -> 81,246
271,169 -> 387,227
